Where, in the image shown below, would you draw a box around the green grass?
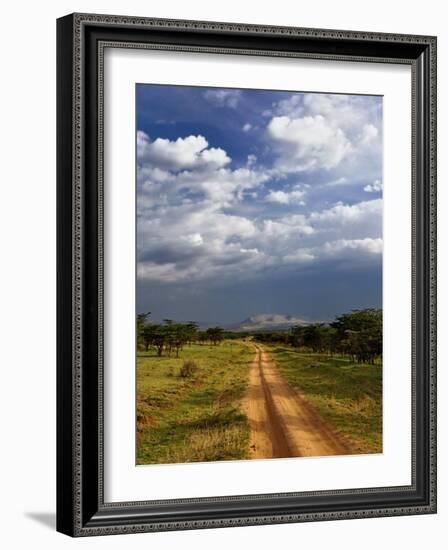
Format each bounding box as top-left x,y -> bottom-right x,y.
266,346 -> 383,454
136,340 -> 253,465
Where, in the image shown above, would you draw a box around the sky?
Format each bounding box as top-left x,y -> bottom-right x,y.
136,84 -> 383,326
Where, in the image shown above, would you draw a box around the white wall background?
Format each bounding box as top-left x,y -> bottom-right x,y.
0,1 -> 445,548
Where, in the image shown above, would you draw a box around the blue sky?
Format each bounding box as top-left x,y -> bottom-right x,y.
136,84 -> 383,325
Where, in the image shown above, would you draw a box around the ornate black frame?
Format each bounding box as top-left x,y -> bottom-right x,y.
56,13 -> 437,537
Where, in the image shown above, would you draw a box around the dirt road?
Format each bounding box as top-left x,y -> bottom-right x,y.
243,344 -> 350,459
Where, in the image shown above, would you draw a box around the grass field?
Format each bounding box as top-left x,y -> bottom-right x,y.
267,346 -> 383,454
137,340 -> 253,465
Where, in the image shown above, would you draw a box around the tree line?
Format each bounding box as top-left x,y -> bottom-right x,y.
137,308 -> 382,364
137,313 -> 225,357
253,308 -> 382,364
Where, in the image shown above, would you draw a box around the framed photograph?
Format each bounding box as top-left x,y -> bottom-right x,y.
57,13 -> 437,536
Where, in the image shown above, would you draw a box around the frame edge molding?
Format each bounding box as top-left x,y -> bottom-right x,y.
56,12 -> 437,537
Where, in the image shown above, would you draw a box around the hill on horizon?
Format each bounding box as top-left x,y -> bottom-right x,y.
226,313 -> 311,333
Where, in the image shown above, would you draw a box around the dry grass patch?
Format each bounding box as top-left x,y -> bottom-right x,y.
164,425 -> 245,463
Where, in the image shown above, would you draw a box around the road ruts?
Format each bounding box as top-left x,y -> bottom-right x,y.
243,344 -> 350,459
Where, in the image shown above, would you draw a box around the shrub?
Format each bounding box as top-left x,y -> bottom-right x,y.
179,359 -> 198,378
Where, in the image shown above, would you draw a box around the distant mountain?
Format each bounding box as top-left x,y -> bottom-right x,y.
229,313 -> 310,332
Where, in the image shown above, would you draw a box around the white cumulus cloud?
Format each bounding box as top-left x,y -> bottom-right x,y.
203,89 -> 242,108
310,199 -> 382,226
136,90 -> 383,286
265,92 -> 382,184
267,115 -> 352,171
137,130 -> 230,172
364,179 -> 383,193
265,189 -> 305,205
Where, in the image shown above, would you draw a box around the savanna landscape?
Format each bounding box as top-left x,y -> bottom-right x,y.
136,84 -> 383,465
136,309 -> 382,464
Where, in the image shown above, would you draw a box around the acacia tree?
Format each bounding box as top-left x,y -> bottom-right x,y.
171,323 -> 192,357
184,322 -> 199,346
206,326 -> 224,346
136,315 -> 204,357
331,308 -> 382,364
289,326 -> 304,348
136,312 -> 151,351
302,324 -> 324,352
253,308 -> 382,365
150,324 -> 166,357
